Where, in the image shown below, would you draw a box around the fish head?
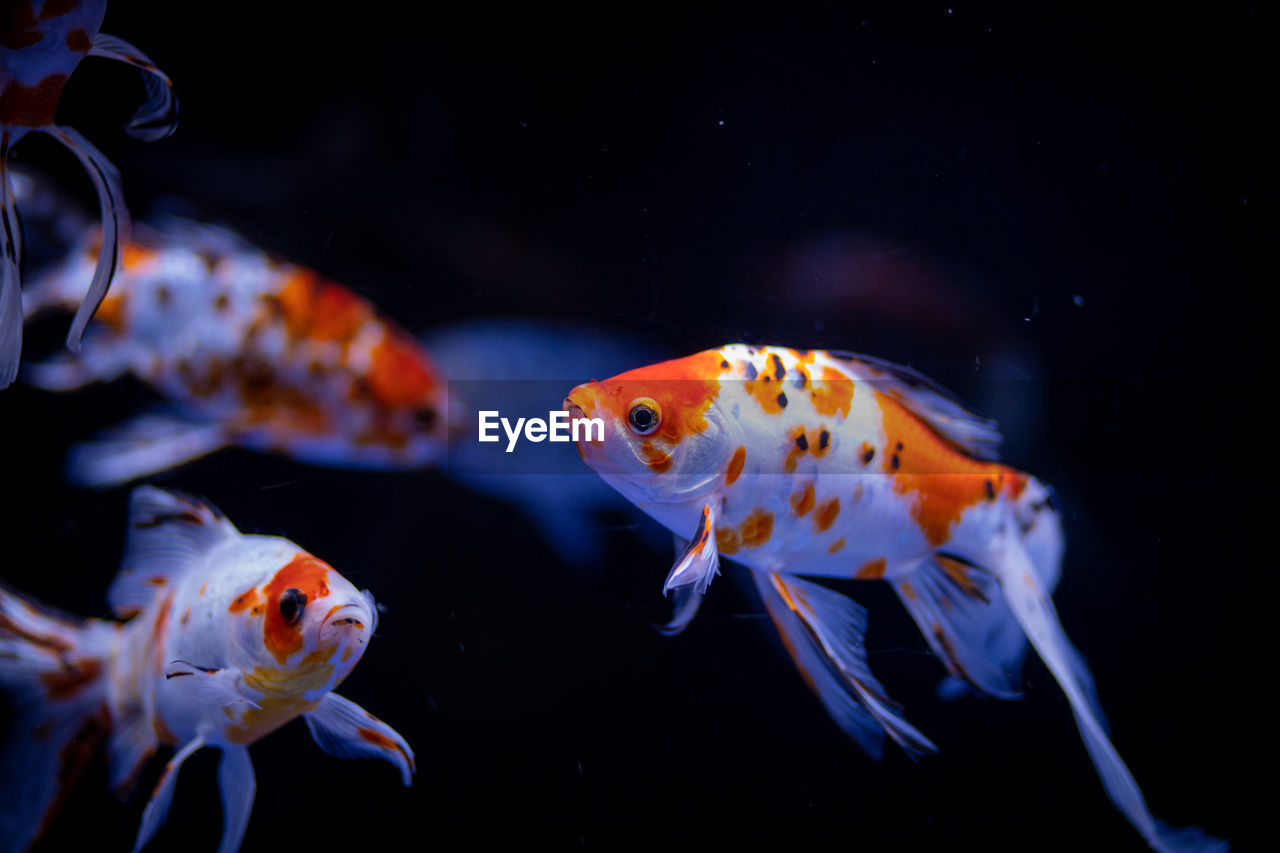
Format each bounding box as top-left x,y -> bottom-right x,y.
564,350 -> 739,505
356,329 -> 453,465
227,548 -> 378,697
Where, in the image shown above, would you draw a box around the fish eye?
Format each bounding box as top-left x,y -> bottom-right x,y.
627,398 -> 661,436
279,588 -> 306,624
413,408 -> 436,428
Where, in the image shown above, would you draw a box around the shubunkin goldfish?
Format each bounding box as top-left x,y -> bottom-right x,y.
564,344 -> 1225,853
1,0 -> 177,386
0,486 -> 414,853
20,219 -> 451,485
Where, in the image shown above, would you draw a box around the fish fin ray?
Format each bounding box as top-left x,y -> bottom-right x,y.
751,570 -> 936,758
828,350 -> 1002,460
107,486 -> 238,618
215,747 -> 254,853
304,692 -> 415,786
1,146 -> 22,388
66,412 -> 230,490
88,34 -> 180,141
662,503 -> 720,595
132,736 -> 204,853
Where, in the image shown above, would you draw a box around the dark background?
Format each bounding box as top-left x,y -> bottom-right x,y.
1,1 -> 1257,850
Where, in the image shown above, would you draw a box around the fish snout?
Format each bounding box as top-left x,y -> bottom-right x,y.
320,602 -> 373,646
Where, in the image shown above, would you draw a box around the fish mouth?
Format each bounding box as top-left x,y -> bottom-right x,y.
320,602 -> 372,645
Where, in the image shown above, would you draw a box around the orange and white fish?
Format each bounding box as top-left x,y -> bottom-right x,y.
0,486 -> 414,853
1,0 -> 177,387
564,344 -> 1225,853
21,219 -> 451,485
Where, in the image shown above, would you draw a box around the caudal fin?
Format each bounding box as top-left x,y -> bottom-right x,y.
990,529 -> 1227,853
0,586 -> 117,851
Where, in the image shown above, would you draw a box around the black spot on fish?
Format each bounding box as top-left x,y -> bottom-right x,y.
795,434 -> 808,451
896,441 -> 904,451
743,362 -> 758,380
794,374 -> 807,389
771,353 -> 786,380
720,360 -> 730,369
862,447 -> 875,464
777,392 -> 788,408
984,479 -> 996,500
818,430 -> 830,450
891,454 -> 900,470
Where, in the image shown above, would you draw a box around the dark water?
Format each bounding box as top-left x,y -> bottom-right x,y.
1,2 -> 1254,850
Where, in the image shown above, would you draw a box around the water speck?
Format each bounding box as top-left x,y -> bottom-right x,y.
717,119 -> 725,127
1073,294 -> 1085,307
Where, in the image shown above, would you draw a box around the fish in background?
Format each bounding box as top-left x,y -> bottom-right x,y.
20,215 -> 453,484
1,0 -> 177,387
425,317 -> 670,565
0,486 -> 413,853
564,345 -> 1225,853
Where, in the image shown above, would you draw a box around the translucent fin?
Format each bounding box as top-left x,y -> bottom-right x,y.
66,412 -> 230,490
89,34 -> 180,142
215,747 -> 255,853
44,125 -> 129,353
993,535 -> 1226,853
1,141 -> 22,388
0,587 -> 114,850
107,486 -> 239,618
751,570 -> 936,758
132,736 -> 204,853
892,555 -> 1027,699
654,585 -> 705,637
304,692 -> 416,786
163,662 -> 259,709
23,346 -> 132,391
829,350 -> 1002,460
662,503 -> 720,595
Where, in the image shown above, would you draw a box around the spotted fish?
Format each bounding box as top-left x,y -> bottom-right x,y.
1,0 -> 177,386
0,486 -> 414,852
21,219 -> 450,485
564,344 -> 1224,853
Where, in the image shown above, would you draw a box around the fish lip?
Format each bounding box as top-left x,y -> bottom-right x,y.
319,602 -> 372,645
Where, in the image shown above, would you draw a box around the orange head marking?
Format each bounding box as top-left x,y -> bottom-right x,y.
261,554 -> 331,664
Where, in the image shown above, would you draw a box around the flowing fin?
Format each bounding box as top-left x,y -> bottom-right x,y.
88,34 -> 180,142
44,126 -> 129,353
662,503 -> 720,595
107,708 -> 159,796
654,585 -> 704,636
829,350 -> 1002,460
1,137 -> 22,388
66,412 -> 230,489
215,747 -> 255,853
164,662 -> 260,709
304,693 -> 416,786
0,587 -> 115,850
991,533 -> 1226,853
108,486 -> 238,618
132,735 -> 204,853
751,571 -> 936,759
891,555 -> 1027,699
23,346 -> 133,391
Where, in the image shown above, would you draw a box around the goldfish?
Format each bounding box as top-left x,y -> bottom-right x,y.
564,344 -> 1225,853
0,486 -> 414,852
1,0 -> 177,387
20,218 -> 451,485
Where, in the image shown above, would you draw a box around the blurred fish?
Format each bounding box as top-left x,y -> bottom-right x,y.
0,486 -> 413,853
564,344 -> 1224,853
426,317 -> 670,565
21,218 -> 451,485
1,0 -> 177,386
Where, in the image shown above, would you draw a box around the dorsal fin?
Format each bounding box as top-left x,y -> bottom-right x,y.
107,487 -> 239,618
827,351 -> 1003,461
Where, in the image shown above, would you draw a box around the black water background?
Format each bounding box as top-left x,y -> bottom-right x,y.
1,2 -> 1257,850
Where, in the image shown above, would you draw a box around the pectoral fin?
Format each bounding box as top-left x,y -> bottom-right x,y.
304,692 -> 415,786
662,503 -> 720,596
164,662 -> 259,709
132,735 -> 204,853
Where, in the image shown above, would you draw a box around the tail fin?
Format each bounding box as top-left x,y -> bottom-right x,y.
991,529 -> 1227,853
0,585 -> 117,852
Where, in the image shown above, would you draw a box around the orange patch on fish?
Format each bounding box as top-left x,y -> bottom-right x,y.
813,497 -> 840,532
716,507 -> 774,555
228,586 -> 261,613
367,330 -> 440,409
809,367 -> 854,418
121,243 -> 156,271
39,658 -> 101,700
571,350 -> 725,447
790,482 -> 816,516
93,294 -> 127,330
854,557 -> 886,580
875,391 -> 1028,546
899,580 -> 918,601
827,537 -> 846,554
642,440 -> 672,472
276,270 -> 370,342
262,554 -> 331,664
358,728 -> 416,770
725,446 -> 747,486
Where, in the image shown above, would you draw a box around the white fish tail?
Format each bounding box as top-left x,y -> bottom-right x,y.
990,522 -> 1227,853
0,585 -> 118,852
